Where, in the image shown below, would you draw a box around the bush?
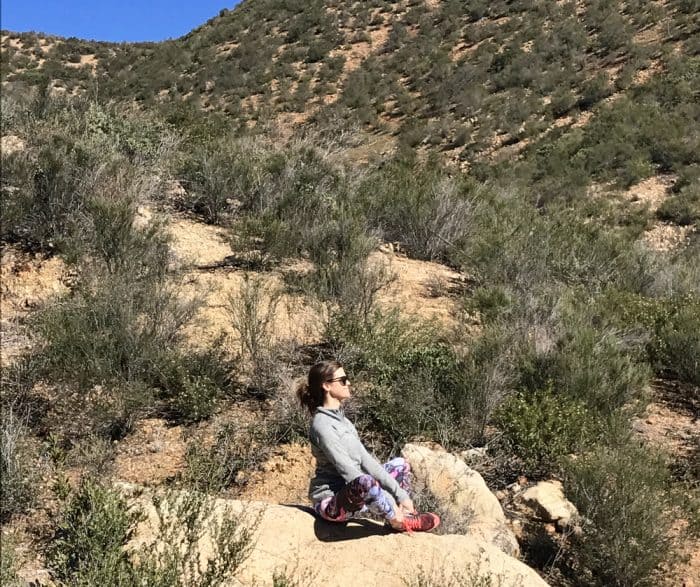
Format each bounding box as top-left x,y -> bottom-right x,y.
0,98 -> 173,253
47,478 -> 256,586
655,297 -> 700,385
177,137 -> 248,224
598,291 -> 700,386
562,442 -> 680,586
657,183 -> 700,227
535,323 -> 649,413
357,158 -> 475,263
0,534 -> 22,587
229,141 -> 349,264
157,345 -> 234,423
47,478 -> 135,585
307,210 -> 393,337
330,309 -> 512,450
32,272 -> 193,389
0,409 -> 37,522
227,273 -> 282,396
495,387 -> 598,472
182,423 -> 266,493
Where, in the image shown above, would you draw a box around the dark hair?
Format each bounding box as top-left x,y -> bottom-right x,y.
295,360 -> 342,414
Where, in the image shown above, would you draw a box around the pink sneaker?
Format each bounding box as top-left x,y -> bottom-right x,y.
401,512 -> 441,533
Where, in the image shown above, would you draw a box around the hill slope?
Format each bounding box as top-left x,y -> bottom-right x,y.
2,0 -> 698,172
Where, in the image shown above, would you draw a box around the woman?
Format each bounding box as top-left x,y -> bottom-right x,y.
296,360 -> 440,532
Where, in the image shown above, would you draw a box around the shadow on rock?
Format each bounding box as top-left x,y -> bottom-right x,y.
280,504 -> 393,541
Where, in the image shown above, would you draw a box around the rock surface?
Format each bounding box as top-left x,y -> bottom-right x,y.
401,443 -> 520,557
124,486 -> 548,587
517,481 -> 578,529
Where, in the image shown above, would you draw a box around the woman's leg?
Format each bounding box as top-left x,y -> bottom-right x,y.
315,474 -> 397,522
383,457 -> 412,493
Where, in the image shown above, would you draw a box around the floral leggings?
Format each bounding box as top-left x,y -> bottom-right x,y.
314,457 -> 411,522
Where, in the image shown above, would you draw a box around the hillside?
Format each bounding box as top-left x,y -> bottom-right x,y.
2,0 -> 699,168
1,1 -> 699,586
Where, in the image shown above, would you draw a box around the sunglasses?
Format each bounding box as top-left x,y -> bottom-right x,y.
327,375 -> 350,386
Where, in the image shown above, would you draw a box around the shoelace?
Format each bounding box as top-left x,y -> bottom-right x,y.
402,515 -> 420,534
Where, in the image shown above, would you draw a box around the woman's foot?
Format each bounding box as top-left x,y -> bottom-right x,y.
389,512 -> 440,533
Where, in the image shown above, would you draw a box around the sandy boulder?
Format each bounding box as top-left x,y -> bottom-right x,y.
401,443 -> 520,557
123,485 -> 548,587
517,480 -> 578,529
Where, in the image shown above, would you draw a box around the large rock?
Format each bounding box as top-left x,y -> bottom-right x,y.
123,485 -> 547,587
517,481 -> 578,530
401,443 -> 520,557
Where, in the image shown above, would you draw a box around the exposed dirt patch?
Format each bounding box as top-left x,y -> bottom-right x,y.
377,251 -> 463,329
633,380 -> 700,587
643,223 -> 695,252
65,54 -> 97,70
113,419 -> 186,485
623,174 -> 675,212
332,25 -> 390,78
168,215 -> 234,268
237,443 -> 314,505
163,211 -> 463,351
178,269 -> 321,351
634,379 -> 700,458
1,248 -> 69,363
1,134 -> 26,155
633,401 -> 698,460
0,249 -> 67,320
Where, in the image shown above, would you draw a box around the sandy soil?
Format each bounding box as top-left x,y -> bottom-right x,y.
643,223 -> 695,252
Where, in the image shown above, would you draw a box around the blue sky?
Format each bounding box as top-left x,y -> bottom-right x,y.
1,1 -> 242,43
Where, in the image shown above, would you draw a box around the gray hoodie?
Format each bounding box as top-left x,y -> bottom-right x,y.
308,407 -> 409,504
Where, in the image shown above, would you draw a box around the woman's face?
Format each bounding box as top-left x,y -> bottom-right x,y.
324,367 -> 351,402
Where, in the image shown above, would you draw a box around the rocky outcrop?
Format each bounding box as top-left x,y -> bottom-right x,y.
123,485 -> 548,587
515,480 -> 578,530
401,443 -> 520,557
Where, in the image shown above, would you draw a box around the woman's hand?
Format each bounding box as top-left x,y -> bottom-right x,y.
399,498 -> 416,515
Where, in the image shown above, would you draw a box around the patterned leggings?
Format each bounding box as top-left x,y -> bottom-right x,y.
314,457 -> 411,522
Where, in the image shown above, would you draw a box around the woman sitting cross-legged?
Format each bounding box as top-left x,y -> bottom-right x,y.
295,360 -> 440,532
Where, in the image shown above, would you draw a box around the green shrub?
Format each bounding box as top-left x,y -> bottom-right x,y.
177,137 -> 248,224
540,323 -> 649,413
307,211 -> 393,337
563,442 -> 680,586
357,158 -> 475,263
227,273 -> 282,396
32,272 -> 194,389
655,297 -> 700,385
331,310 -> 513,449
158,348 -> 233,424
0,534 -> 22,587
47,478 -> 256,586
657,183 -> 700,227
183,423 -> 266,493
495,387 -> 598,472
47,478 -> 135,585
0,97 -> 173,253
0,409 -> 37,522
597,291 -> 700,385
0,137 -> 100,251
229,142 -> 348,264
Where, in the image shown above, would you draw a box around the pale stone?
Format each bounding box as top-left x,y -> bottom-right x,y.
518,481 -> 578,528
122,485 -> 548,587
401,443 -> 520,557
